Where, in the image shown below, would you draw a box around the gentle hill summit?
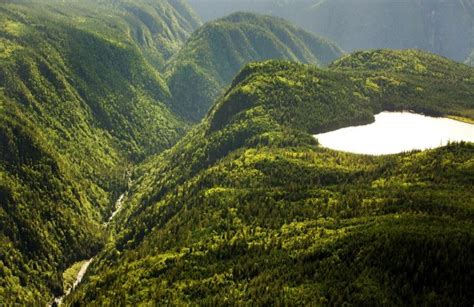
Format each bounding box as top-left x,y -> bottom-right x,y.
166,12 -> 343,121
331,49 -> 472,75
68,50 -> 474,305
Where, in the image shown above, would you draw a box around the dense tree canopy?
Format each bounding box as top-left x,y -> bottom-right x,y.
69,52 -> 474,305
0,0 -> 199,303
166,12 -> 343,121
1,0 -> 473,304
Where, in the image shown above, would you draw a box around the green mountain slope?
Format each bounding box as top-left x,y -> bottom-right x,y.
0,0 -> 199,303
188,0 -> 474,62
166,12 -> 343,121
103,0 -> 201,69
16,0 -> 202,70
68,50 -> 474,305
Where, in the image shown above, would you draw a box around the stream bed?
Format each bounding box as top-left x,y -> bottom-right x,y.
49,192 -> 126,306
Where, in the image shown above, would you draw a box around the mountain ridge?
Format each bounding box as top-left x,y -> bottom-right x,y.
188,0 -> 474,62
1,1 -> 473,304
165,12 -> 343,121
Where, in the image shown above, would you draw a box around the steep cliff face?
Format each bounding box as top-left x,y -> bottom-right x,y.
110,0 -> 201,68
466,50 -> 474,66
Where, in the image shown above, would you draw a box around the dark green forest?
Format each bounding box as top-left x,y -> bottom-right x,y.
68,53 -> 474,305
0,0 -> 473,305
166,12 -> 342,121
0,0 -> 198,302
0,0 -> 344,303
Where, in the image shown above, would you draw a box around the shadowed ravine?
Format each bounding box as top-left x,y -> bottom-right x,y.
49,192 -> 127,306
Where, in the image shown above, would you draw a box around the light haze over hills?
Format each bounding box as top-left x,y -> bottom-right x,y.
188,0 -> 474,63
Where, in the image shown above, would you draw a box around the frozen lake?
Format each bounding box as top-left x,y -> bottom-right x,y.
314,112 -> 474,155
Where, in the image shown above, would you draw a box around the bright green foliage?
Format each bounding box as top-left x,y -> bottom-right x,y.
69,51 -> 474,305
0,0 -> 199,303
0,0 -> 194,157
332,49 -> 468,75
166,12 -> 343,121
0,108 -> 111,303
71,144 -> 474,305
9,0 -> 201,70
1,0 -> 473,303
329,49 -> 474,118
62,260 -> 89,291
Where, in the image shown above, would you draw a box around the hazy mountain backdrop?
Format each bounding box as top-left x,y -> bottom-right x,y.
188,0 -> 474,62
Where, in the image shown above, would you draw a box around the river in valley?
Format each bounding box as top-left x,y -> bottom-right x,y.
314,112 -> 474,155
49,192 -> 126,306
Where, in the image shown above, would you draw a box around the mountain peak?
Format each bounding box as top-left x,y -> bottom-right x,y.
166,13 -> 343,122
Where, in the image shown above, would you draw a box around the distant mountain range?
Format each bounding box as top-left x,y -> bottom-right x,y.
188,0 -> 474,63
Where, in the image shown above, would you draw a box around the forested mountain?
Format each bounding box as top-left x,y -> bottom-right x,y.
68,50 -> 474,305
188,0 -> 474,62
1,0 -> 474,305
166,12 -> 343,121
98,0 -> 201,69
17,0 -> 202,69
1,1 -> 339,303
0,0 -> 199,303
